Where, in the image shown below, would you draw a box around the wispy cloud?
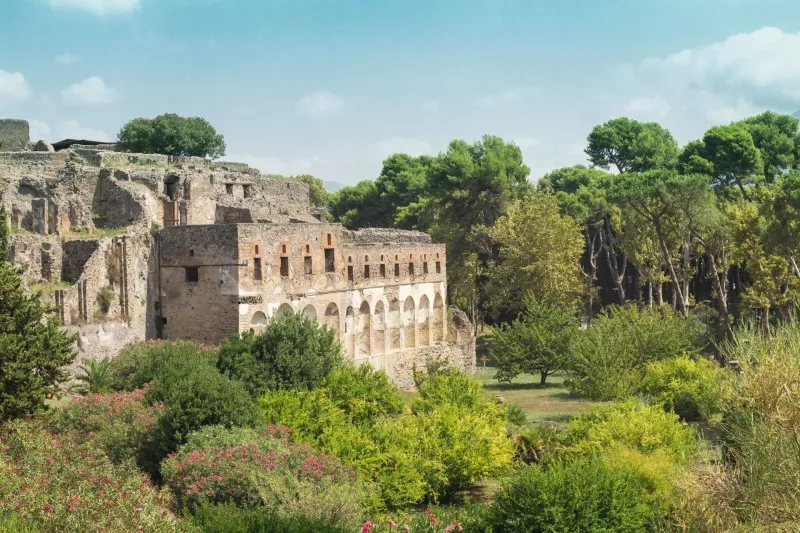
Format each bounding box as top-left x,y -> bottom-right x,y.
373,137 -> 431,158
55,53 -> 81,66
46,0 -> 141,15
61,77 -> 119,106
0,69 -> 31,106
295,91 -> 344,119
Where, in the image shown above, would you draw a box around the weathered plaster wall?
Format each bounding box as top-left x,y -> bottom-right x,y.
8,235 -> 63,282
0,119 -> 30,152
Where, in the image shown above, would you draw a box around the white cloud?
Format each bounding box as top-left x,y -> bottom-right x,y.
373,137 -> 431,158
626,95 -> 671,120
0,70 -> 31,106
513,137 -> 541,152
472,88 -> 538,108
295,91 -> 344,119
55,53 -> 81,66
224,153 -> 317,175
28,120 -> 52,141
61,77 -> 119,106
56,120 -> 110,141
46,0 -> 141,15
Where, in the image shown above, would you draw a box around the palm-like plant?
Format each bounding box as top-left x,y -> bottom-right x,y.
74,358 -> 113,394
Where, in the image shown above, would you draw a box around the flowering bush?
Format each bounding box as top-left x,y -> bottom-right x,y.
48,388 -> 163,475
108,339 -> 218,391
361,505 -> 488,533
0,420 -> 185,533
161,425 -> 368,526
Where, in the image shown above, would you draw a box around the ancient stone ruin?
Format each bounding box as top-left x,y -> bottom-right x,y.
0,119 -> 475,386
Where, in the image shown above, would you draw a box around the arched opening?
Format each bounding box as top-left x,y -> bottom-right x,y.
418,295 -> 430,347
433,293 -> 445,342
344,306 -> 356,356
276,303 -> 293,316
358,301 -> 371,357
251,311 -> 268,329
373,301 -> 386,355
324,303 -> 340,336
403,296 -> 416,349
389,299 -> 401,351
302,304 -> 317,321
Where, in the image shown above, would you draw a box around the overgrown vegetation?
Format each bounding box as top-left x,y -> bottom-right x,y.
117,113 -> 226,158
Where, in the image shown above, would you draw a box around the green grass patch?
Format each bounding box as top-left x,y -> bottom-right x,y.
29,279 -> 73,294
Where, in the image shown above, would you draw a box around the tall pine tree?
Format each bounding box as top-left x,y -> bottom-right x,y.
0,208 -> 76,420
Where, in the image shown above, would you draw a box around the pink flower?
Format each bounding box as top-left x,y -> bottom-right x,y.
402,526 -> 410,532
389,520 -> 397,528
361,520 -> 374,533
47,457 -> 54,464
69,506 -> 76,513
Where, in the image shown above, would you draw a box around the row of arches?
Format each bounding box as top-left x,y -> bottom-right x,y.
249,294 -> 447,357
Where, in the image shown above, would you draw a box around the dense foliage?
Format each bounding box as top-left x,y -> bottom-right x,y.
108,339 -> 219,391
0,208 -> 76,420
217,312 -> 342,398
117,113 -> 226,158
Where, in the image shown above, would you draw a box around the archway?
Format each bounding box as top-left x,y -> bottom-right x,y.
302,304 -> 317,321
251,311 -> 268,329
324,303 -> 340,336
276,303 -> 293,316
372,301 -> 386,355
389,299 -> 401,351
345,306 -> 355,356
418,295 -> 430,347
358,301 -> 371,357
403,296 -> 416,349
432,293 -> 445,342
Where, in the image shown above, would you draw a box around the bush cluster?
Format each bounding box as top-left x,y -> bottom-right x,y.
162,425 -> 366,526
0,421 -> 183,533
108,339 -> 219,391
260,364 -> 514,508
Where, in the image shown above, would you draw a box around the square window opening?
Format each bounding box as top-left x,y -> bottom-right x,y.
379,264 -> 386,278
189,249 -> 195,257
324,249 -> 335,272
423,262 -> 428,274
364,265 -> 370,279
435,261 -> 441,274
280,257 -> 289,277
408,262 -> 414,276
394,263 -> 400,277
254,258 -> 262,280
225,184 -> 233,195
185,267 -> 199,283
304,256 -> 313,275
347,265 -> 354,281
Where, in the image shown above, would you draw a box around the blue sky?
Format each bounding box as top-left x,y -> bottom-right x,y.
2,0 -> 800,186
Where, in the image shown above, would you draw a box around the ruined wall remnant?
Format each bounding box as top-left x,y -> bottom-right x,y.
62,240 -> 100,282
0,119 -> 30,152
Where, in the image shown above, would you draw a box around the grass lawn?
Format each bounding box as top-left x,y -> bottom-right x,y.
475,367 -> 605,423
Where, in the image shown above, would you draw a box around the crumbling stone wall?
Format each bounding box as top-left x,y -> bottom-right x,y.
0,119 -> 30,152
8,235 -> 63,282
62,240 -> 100,282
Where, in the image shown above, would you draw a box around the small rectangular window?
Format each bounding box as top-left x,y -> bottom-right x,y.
327,234 -> 332,246
280,257 -> 289,277
306,244 -> 310,253
364,265 -> 370,279
255,245 -> 259,254
304,256 -> 313,274
225,184 -> 233,195
423,262 -> 428,274
185,267 -> 199,282
253,258 -> 262,280
435,261 -> 441,274
347,265 -> 354,281
325,249 -> 335,273
408,262 -> 414,276
379,264 -> 386,278
281,244 -> 286,253
394,263 -> 400,277
189,249 -> 195,257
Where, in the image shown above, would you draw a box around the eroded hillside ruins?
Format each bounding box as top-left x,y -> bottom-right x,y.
0,119 -> 475,386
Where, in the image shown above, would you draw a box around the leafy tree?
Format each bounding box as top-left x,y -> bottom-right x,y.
681,125 -> 763,198
486,193 -> 585,318
327,179 -> 383,229
217,311 -> 342,398
0,220 -> 77,419
427,135 -> 532,323
585,117 -> 679,173
117,113 -> 226,158
375,153 -> 434,230
738,111 -> 800,183
490,294 -> 579,384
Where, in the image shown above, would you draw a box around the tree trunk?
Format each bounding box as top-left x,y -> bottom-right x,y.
656,282 -> 664,306
540,372 -> 548,386
653,217 -> 689,317
647,279 -> 654,307
601,217 -> 627,305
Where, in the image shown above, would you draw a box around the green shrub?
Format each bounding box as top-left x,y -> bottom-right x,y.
108,339 -> 218,391
640,355 -> 730,421
48,388 -> 163,476
488,456 -> 657,532
217,312 -> 342,397
147,363 -> 257,456
162,425 -> 367,527
568,304 -> 705,400
191,503 -> 351,533
73,357 -> 113,394
0,420 -> 182,533
504,403 -> 528,426
260,368 -> 514,508
562,399 -> 698,465
321,364 -> 405,426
